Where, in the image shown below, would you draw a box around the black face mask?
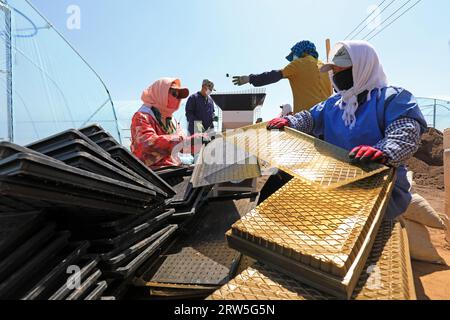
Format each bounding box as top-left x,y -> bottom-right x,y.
333,68 -> 354,91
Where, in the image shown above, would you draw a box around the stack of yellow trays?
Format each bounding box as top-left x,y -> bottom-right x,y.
211,220 -> 416,300
226,170 -> 395,299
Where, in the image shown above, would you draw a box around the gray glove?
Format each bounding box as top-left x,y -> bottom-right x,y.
232,75 -> 250,86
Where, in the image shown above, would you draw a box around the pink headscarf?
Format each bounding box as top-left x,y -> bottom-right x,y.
141,78 -> 182,119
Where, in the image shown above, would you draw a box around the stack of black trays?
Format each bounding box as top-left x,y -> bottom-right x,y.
161,169 -> 211,228
0,141 -> 162,214
0,126 -> 185,300
78,124 -> 176,199
0,211 -> 105,300
78,124 -> 210,226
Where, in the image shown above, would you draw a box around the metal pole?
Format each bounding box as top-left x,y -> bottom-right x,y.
2,0 -> 13,142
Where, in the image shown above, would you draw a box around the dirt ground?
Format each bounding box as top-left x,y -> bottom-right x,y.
412,185 -> 450,300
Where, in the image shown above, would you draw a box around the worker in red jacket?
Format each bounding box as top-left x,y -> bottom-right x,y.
131,78 -> 203,170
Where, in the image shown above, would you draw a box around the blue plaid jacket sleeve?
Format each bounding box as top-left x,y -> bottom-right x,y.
374,118 -> 422,167
286,111 -> 314,134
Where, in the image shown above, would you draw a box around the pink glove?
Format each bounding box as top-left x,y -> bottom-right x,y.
349,146 -> 387,164
267,118 -> 289,130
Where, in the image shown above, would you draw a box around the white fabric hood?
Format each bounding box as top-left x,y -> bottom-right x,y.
331,40 -> 388,129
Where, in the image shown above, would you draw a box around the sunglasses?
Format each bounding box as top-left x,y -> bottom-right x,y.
169,89 -> 180,99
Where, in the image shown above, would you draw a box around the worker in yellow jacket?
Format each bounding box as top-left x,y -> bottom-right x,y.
233,40 -> 332,114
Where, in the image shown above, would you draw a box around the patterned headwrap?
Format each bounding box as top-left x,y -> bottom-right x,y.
286,40 -> 319,62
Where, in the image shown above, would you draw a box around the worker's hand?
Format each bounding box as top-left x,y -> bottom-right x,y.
232,75 -> 250,86
349,146 -> 388,164
267,118 -> 289,130
188,133 -> 211,144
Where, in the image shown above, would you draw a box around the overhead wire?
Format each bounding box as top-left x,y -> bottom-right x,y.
364,0 -> 423,41
344,0 -> 390,40
349,0 -> 397,40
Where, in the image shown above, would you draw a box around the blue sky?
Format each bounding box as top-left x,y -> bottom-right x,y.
29,0 -> 450,131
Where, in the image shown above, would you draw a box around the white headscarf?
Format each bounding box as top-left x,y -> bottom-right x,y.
331,40 -> 388,129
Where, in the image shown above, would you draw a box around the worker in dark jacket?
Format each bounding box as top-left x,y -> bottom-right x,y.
185,79 -> 218,135
233,40 -> 332,114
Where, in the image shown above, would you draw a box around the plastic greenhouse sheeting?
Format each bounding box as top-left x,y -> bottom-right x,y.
0,0 -> 121,145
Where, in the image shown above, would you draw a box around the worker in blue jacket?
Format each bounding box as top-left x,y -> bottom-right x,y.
267,40 -> 427,220
185,79 -> 218,135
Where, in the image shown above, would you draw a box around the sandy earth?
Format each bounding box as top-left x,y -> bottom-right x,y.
412,186 -> 450,300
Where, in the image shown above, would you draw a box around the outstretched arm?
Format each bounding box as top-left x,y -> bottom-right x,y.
249,70 -> 284,87
233,70 -> 283,87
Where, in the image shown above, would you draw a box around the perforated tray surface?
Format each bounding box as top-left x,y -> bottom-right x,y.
145,201 -> 243,287
191,141 -> 261,188
149,241 -> 241,286
210,221 -> 416,300
224,123 -> 389,190
227,170 -> 395,299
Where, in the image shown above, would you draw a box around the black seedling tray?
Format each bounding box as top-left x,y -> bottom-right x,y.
156,166 -> 190,180
79,124 -> 105,137
66,269 -> 103,300
107,146 -> 176,197
170,177 -> 194,204
96,215 -> 175,262
86,131 -> 111,143
0,141 -> 51,161
26,129 -> 100,152
0,223 -> 56,283
0,152 -> 157,202
0,204 -> 12,212
25,131 -> 170,197
60,152 -> 138,184
170,189 -> 208,223
0,196 -> 40,212
22,242 -> 90,300
0,176 -> 152,215
101,225 -> 178,270
84,281 -> 108,300
32,139 -> 165,195
106,225 -> 178,279
95,138 -> 119,151
0,232 -> 70,299
57,151 -> 159,191
102,279 -> 130,300
90,209 -> 174,252
0,212 -> 44,260
49,257 -> 100,300
64,206 -> 172,240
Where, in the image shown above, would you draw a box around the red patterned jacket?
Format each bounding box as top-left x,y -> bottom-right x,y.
130,106 -> 185,170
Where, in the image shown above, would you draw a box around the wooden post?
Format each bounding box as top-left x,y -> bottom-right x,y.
326,39 -> 331,62
444,129 -> 450,244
